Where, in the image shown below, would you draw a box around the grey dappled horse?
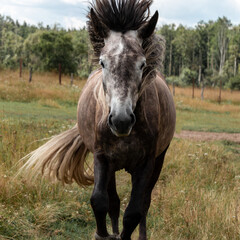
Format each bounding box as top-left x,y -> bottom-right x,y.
21,0 -> 176,239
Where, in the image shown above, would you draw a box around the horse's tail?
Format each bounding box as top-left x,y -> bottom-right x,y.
19,124 -> 94,186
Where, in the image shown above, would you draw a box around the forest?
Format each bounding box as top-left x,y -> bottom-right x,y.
0,14 -> 240,89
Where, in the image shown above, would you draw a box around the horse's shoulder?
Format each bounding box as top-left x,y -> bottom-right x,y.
155,72 -> 169,90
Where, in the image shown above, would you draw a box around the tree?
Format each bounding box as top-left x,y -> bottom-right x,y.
158,24 -> 176,76
228,26 -> 240,77
70,29 -> 90,78
216,17 -> 231,76
1,28 -> 23,69
195,21 -> 208,83
24,31 -> 77,73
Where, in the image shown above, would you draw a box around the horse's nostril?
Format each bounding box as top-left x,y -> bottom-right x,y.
108,114 -> 113,126
130,113 -> 136,125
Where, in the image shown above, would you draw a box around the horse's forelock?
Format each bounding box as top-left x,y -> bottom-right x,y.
89,0 -> 152,32
87,0 -> 152,61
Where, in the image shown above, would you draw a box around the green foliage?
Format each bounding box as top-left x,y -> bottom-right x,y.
0,15 -> 91,76
179,68 -> 198,86
228,75 -> 240,90
0,13 -> 240,88
210,74 -> 228,87
71,29 -> 91,78
158,17 -> 240,88
23,31 -> 78,73
0,29 -> 23,69
40,31 -> 76,73
166,76 -> 181,86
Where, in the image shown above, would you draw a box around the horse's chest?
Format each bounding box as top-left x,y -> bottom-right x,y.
100,133 -> 149,170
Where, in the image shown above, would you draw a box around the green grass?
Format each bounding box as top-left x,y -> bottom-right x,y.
175,99 -> 240,133
0,73 -> 240,239
176,109 -> 240,133
0,101 -> 77,122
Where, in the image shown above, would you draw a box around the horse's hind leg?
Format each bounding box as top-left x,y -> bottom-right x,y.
138,146 -> 169,240
108,174 -> 120,235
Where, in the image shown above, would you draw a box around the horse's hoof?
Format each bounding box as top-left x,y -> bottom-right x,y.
95,233 -> 121,240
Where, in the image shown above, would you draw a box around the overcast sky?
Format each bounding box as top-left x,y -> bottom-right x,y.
0,0 -> 240,29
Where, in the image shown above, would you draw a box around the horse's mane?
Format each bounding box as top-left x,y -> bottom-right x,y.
87,0 -> 165,86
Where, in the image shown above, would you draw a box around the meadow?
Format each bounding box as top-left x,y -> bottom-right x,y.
0,70 -> 240,240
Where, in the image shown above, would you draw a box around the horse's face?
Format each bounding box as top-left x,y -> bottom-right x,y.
90,9 -> 159,137
100,31 -> 145,137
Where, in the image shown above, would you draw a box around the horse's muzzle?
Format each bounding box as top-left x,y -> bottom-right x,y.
108,111 -> 136,137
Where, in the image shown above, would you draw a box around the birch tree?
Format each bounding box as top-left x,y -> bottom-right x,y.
217,17 -> 231,76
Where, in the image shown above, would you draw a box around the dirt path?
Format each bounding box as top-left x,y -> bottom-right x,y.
174,130 -> 240,143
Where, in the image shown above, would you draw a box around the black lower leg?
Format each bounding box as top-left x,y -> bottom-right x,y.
108,174 -> 120,234
91,190 -> 109,237
138,146 -> 169,240
91,153 -> 112,238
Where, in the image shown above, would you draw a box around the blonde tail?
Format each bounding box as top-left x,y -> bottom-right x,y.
19,124 -> 94,186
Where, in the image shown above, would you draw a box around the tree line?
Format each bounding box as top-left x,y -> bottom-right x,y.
158,17 -> 240,90
0,15 -> 91,78
0,15 -> 240,89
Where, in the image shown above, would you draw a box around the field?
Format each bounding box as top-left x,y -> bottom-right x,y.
0,70 -> 240,240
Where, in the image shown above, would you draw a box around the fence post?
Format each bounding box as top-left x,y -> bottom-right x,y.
59,63 -> 62,85
172,82 -> 175,96
218,79 -> 222,104
71,73 -> 73,86
29,67 -> 32,83
19,58 -> 23,78
201,78 -> 205,100
192,78 -> 195,99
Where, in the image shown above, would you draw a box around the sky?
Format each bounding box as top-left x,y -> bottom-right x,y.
0,0 -> 240,29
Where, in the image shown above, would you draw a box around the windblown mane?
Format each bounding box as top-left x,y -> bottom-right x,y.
87,0 -> 165,86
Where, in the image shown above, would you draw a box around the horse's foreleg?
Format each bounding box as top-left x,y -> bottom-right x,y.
138,146 -> 169,240
120,158 -> 155,240
91,153 -> 111,238
108,174 -> 120,235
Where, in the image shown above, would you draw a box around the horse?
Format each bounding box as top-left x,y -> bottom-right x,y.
20,0 -> 176,239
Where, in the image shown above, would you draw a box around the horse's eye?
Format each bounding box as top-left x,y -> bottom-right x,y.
100,60 -> 105,68
140,61 -> 146,70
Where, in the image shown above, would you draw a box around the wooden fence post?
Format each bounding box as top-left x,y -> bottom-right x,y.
201,78 -> 205,100
59,63 -> 62,85
192,78 -> 195,99
218,79 -> 222,104
172,82 -> 175,96
19,58 -> 23,78
71,73 -> 73,86
29,67 -> 32,83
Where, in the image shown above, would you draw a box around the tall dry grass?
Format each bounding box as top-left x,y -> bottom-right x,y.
0,70 -> 86,104
169,86 -> 240,105
0,70 -> 240,239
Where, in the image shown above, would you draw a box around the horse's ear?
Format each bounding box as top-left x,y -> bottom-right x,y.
138,11 -> 159,39
90,8 -> 109,39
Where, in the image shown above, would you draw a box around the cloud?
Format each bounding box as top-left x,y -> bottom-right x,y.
0,4 -> 34,24
0,0 -> 88,28
0,0 -> 239,29
61,0 -> 88,5
232,0 -> 240,11
152,0 -> 240,26
12,0 -> 46,4
64,17 -> 86,29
